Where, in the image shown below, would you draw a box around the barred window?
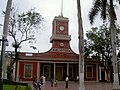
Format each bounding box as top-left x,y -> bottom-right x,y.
86,65 -> 93,78
24,64 -> 33,78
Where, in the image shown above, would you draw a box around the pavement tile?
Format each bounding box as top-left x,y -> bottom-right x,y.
30,81 -> 114,90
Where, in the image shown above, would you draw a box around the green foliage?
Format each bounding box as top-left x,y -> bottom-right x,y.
17,9 -> 43,32
9,8 -> 44,46
9,8 -> 44,50
85,24 -> 120,68
7,7 -> 44,80
84,39 -> 92,58
89,0 -> 120,84
88,0 -> 119,25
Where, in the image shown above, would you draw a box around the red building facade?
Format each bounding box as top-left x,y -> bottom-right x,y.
16,15 -> 99,82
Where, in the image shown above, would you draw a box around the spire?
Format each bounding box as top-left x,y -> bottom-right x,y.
61,0 -> 63,17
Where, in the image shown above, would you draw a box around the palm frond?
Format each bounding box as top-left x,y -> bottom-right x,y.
101,0 -> 107,20
88,0 -> 101,25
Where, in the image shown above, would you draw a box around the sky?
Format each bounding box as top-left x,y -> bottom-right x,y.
0,0 -> 120,54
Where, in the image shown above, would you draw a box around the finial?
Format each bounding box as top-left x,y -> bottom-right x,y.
61,0 -> 63,17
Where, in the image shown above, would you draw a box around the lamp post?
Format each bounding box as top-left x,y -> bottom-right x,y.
0,0 -> 12,89
0,36 -> 8,90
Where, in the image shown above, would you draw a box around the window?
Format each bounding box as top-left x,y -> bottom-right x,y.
24,64 -> 33,78
86,65 -> 93,78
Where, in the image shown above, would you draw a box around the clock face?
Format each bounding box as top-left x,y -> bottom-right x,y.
60,42 -> 64,47
59,25 -> 65,31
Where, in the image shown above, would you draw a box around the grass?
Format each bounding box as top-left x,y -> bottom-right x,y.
3,85 -> 15,90
3,84 -> 32,90
3,79 -> 32,90
15,85 -> 28,90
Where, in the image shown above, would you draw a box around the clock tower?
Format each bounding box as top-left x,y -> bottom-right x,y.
50,15 -> 71,49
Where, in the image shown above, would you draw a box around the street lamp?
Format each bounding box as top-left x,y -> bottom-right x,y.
0,36 -> 8,90
0,0 -> 12,89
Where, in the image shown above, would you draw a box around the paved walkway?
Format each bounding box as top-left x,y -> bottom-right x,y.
30,81 -> 114,90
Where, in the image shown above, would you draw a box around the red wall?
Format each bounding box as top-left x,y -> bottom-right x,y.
19,62 -> 37,81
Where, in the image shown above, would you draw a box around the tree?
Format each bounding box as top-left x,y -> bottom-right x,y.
77,0 -> 85,90
84,39 -> 92,58
85,24 -> 120,82
7,8 -> 44,81
88,0 -> 120,89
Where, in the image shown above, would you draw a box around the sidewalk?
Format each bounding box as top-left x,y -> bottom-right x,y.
30,81 -> 113,90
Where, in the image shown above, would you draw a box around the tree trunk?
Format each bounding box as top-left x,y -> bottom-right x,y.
110,22 -> 120,89
77,0 -> 85,90
109,0 -> 120,89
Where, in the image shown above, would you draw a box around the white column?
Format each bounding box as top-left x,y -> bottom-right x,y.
67,63 -> 69,76
13,63 -> 16,81
37,62 -> 40,82
16,62 -> 19,81
96,64 -> 99,82
54,63 -> 56,81
105,71 -> 107,81
3,58 -> 7,79
99,66 -> 101,81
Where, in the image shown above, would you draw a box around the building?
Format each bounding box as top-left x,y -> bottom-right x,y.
15,15 -> 100,82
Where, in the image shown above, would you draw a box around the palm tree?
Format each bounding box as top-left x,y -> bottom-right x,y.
77,0 -> 85,90
88,0 -> 120,89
